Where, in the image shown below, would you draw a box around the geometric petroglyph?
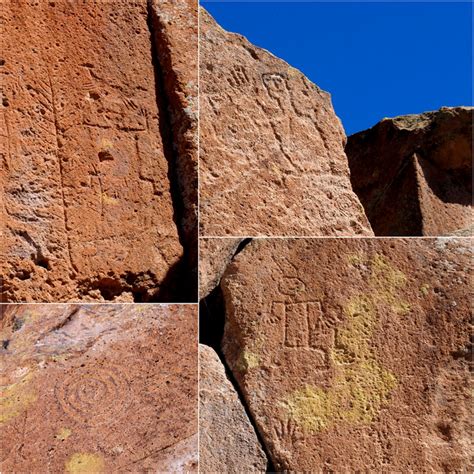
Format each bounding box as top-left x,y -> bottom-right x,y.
55,365 -> 130,427
272,300 -> 334,350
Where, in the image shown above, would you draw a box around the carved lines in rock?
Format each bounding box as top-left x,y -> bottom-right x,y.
55,365 -> 131,427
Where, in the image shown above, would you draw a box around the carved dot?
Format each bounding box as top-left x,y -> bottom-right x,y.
0,59 -> 5,66
88,91 -> 100,101
2,98 -> 9,107
98,150 -> 114,161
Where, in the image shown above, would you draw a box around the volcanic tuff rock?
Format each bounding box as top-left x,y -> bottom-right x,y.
0,0 -> 197,302
199,9 -> 372,237
199,237 -> 242,299
199,344 -> 268,473
220,238 -> 472,472
346,107 -> 473,236
0,304 -> 198,472
149,0 -> 198,279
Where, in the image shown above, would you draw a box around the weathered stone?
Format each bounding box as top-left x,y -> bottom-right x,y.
346,107 -> 473,236
199,344 -> 267,473
220,238 -> 472,472
149,0 -> 198,284
199,237 -> 242,299
0,0 -> 197,302
199,9 -> 372,237
0,304 -> 198,472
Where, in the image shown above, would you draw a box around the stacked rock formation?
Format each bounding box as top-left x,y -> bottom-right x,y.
200,237 -> 472,472
0,304 -> 198,472
199,9 -> 372,237
346,107 -> 473,236
0,0 -> 197,302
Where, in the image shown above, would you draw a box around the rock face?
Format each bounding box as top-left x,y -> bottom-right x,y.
199,344 -> 268,473
199,9 -> 372,237
0,0 -> 197,302
346,107 -> 473,236
199,237 -> 242,299
0,304 -> 198,472
220,238 -> 472,472
149,0 -> 198,283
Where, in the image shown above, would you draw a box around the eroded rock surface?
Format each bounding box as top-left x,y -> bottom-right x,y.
199,237 -> 242,299
220,238 -> 472,472
346,107 -> 473,236
149,0 -> 198,283
199,344 -> 267,473
0,304 -> 198,472
0,0 -> 197,302
199,9 -> 372,237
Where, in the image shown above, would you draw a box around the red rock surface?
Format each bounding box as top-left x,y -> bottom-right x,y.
219,238 -> 472,472
346,107 -> 473,236
0,304 -> 197,472
0,0 -> 197,302
199,237 -> 242,299
199,344 -> 267,473
199,9 -> 372,237
149,0 -> 198,279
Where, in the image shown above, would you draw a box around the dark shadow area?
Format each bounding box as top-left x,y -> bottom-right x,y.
146,4 -> 197,302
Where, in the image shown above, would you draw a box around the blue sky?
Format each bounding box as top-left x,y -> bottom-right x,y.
202,1 -> 473,135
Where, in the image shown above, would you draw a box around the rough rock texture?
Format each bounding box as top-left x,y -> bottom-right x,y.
346,107 -> 473,236
0,0 -> 197,302
149,0 -> 198,285
0,304 -> 198,472
199,237 -> 242,299
199,344 -> 268,473
220,238 -> 472,472
199,9 -> 372,237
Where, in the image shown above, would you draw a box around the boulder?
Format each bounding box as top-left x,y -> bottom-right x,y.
199,344 -> 267,473
346,107 -> 473,236
220,238 -> 472,472
199,9 -> 372,237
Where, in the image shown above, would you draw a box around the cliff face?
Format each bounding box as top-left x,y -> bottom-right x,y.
199,10 -> 372,237
0,0 -> 197,302
0,304 -> 198,472
211,238 -> 472,472
346,107 -> 473,236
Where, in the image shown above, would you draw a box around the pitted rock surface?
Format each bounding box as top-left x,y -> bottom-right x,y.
199,344 -> 267,473
346,107 -> 473,236
199,237 -> 242,299
0,304 -> 198,472
220,238 -> 472,472
199,9 -> 372,237
0,0 -> 197,302
149,0 -> 198,279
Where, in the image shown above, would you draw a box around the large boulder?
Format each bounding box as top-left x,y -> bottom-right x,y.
199,9 -> 372,237
346,107 -> 473,236
199,344 -> 267,473
219,238 -> 472,472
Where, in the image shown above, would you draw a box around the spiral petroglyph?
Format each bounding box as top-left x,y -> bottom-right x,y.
55,366 -> 131,426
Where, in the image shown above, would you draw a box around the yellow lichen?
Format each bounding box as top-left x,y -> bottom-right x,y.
420,284 -> 430,296
284,254 -> 408,433
55,428 -> 72,441
0,371 -> 37,424
102,193 -> 118,206
236,350 -> 260,372
65,453 -> 105,474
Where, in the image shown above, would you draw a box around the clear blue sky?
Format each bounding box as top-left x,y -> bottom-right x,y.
202,1 -> 473,135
